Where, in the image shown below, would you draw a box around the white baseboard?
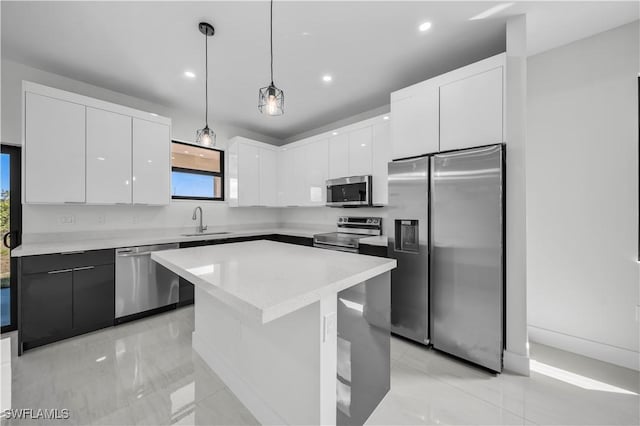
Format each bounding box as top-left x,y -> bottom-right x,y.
193,332 -> 288,425
503,350 -> 530,376
528,325 -> 639,371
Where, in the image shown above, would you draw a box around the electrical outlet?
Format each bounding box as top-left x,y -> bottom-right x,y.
132,215 -> 139,224
59,215 -> 75,224
97,215 -> 106,225
636,305 -> 640,322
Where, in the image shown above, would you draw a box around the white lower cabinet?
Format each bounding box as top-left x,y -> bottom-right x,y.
439,66 -> 504,151
132,118 -> 171,205
86,107 -> 132,204
24,92 -> 86,204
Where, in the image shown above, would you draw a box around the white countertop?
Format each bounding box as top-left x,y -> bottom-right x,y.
10,227 -> 323,257
151,240 -> 396,323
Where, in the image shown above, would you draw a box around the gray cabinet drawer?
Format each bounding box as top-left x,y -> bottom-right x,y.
21,249 -> 115,274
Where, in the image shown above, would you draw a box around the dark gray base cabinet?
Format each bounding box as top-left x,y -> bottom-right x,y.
359,244 -> 387,258
19,250 -> 115,353
21,270 -> 73,343
18,235 -> 315,352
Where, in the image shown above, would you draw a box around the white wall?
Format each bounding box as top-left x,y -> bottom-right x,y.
527,21 -> 639,370
279,206 -> 387,228
1,59 -> 282,235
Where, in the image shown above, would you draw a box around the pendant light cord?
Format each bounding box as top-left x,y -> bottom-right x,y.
205,31 -> 209,127
270,0 -> 274,85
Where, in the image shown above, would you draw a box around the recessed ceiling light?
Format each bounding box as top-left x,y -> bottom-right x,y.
184,150 -> 189,154
96,157 -> 105,161
150,113 -> 159,117
469,3 -> 514,20
361,143 -> 366,147
418,22 -> 432,32
322,75 -> 333,83
199,154 -> 204,157
302,32 -> 311,36
184,70 -> 196,78
332,132 -> 338,136
383,116 -> 390,120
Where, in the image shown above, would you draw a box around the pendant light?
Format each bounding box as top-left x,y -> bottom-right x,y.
196,22 -> 216,146
258,0 -> 284,116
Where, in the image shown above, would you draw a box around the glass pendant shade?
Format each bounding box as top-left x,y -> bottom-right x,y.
258,83 -> 284,116
195,125 -> 216,147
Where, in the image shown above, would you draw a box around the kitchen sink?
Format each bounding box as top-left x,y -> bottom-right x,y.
180,231 -> 232,237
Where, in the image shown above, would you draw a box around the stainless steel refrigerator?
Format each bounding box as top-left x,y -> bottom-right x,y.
387,144 -> 504,372
386,156 -> 430,344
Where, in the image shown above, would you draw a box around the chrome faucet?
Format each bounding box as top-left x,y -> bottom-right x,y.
192,206 -> 208,233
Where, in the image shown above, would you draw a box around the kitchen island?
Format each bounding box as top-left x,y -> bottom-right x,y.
151,240 -> 395,425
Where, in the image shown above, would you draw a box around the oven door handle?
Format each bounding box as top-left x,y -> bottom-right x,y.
313,241 -> 358,252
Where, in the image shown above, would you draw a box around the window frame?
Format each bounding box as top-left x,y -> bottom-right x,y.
170,140 -> 225,201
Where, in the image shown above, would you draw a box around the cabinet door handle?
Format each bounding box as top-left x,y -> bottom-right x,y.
64,201 -> 85,204
61,251 -> 86,255
48,268 -> 73,274
73,266 -> 95,271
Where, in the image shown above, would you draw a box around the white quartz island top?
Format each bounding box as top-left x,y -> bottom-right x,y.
151,240 -> 396,323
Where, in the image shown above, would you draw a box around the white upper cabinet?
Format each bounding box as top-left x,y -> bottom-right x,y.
238,143 -> 260,206
23,82 -> 171,205
439,66 -> 504,151
291,145 -> 308,205
229,137 -> 279,207
347,127 -> 373,176
328,133 -> 349,179
277,147 -> 295,206
259,147 -> 278,207
86,107 -> 132,204
390,53 -> 505,157
390,81 -> 439,160
305,139 -> 329,205
132,118 -> 171,205
24,92 -> 86,204
372,121 -> 390,205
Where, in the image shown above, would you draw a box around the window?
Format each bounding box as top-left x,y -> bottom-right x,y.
171,141 -> 224,201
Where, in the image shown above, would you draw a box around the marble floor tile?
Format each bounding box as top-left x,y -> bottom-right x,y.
2,308 -> 638,426
392,335 -> 639,425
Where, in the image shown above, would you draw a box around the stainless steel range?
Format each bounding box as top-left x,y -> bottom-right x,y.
313,216 -> 382,253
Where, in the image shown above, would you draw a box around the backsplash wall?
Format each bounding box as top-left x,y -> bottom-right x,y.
278,206 -> 389,228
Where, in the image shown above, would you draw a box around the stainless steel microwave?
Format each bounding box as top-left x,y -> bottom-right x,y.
326,175 -> 372,207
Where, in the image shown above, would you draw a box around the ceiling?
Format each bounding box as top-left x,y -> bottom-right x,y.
2,1 -> 638,141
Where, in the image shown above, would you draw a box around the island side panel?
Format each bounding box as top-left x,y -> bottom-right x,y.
192,287 -> 322,425
336,271 -> 391,426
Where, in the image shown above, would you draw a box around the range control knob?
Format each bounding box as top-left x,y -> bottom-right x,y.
366,218 -> 372,224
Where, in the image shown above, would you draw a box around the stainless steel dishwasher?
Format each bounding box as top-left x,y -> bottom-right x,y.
115,243 -> 180,319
